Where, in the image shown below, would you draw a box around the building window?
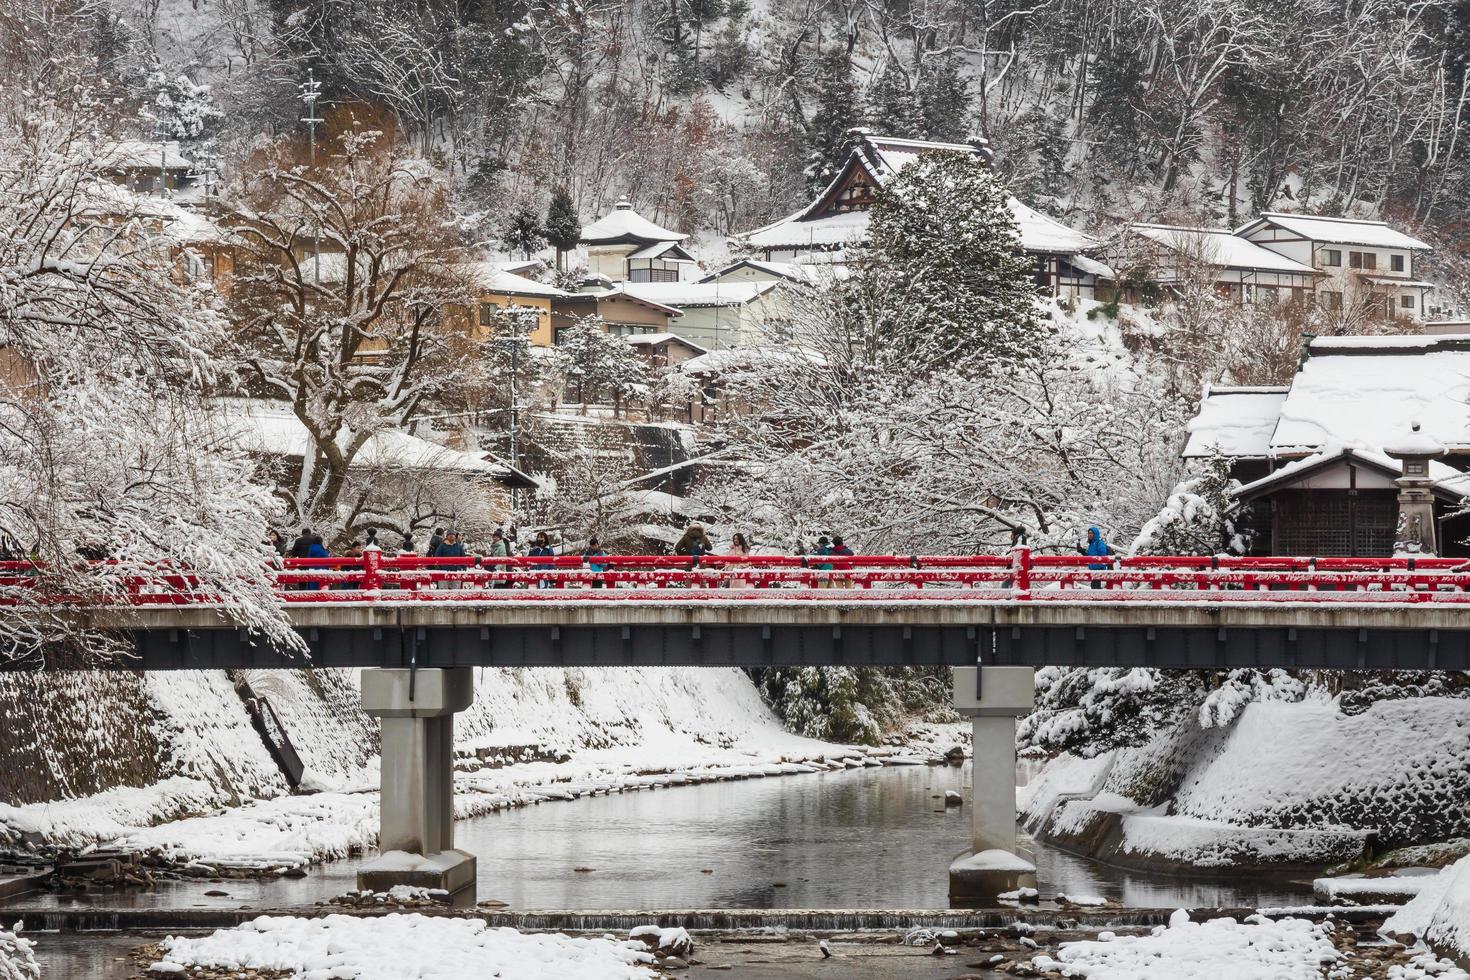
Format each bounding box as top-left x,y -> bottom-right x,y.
1255,285 -> 1278,305
1321,291 -> 1343,310
1402,294 -> 1416,310
1349,251 -> 1363,269
1322,248 -> 1342,267
1391,254 -> 1405,272
479,302 -> 500,326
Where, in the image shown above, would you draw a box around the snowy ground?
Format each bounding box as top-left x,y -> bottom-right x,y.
149,915 -> 658,979
1038,910 -> 1342,979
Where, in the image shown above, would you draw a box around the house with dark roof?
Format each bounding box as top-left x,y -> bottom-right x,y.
733,131 -> 1104,298
1182,335 -> 1470,557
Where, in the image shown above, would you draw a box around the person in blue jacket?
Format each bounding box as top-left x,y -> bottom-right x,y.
1081,526 -> 1115,589
529,532 -> 556,588
305,534 -> 329,590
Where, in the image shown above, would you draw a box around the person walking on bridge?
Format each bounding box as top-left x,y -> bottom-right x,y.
829,535 -> 855,588
1080,526 -> 1115,589
529,532 -> 556,588
290,528 -> 314,559
582,536 -> 608,588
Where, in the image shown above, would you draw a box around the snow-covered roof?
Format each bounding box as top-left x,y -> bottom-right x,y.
468,263 -> 568,298
1182,386 -> 1290,459
567,286 -> 684,318
621,280 -> 780,309
626,241 -> 695,261
1269,335 -> 1470,454
680,346 -> 824,375
97,139 -> 194,172
623,332 -> 706,351
741,200 -> 1094,256
214,399 -> 533,484
580,200 -> 686,245
1128,224 -> 1318,275
1234,446 -> 1470,502
1068,253 -> 1115,278
1010,198 -> 1097,254
697,259 -> 811,284
1239,212 -> 1431,251
860,134 -> 991,181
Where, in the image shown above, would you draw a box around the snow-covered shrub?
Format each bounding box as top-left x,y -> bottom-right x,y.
1131,455 -> 1250,557
0,923 -> 39,980
754,666 -> 951,744
1019,666 -> 1208,757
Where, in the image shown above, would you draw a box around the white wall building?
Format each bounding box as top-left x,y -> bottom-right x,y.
578,201 -> 697,284
1233,213 -> 1433,321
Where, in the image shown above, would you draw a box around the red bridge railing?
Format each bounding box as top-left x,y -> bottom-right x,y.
7,548 -> 1470,605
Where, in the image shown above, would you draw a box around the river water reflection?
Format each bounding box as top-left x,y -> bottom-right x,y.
10,762 -> 1316,913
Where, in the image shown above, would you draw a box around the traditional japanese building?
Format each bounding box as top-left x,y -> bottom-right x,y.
578,201 -> 697,284
1106,225 -> 1320,305
1184,335 -> 1470,557
734,132 -> 1104,298
1233,213 -> 1434,321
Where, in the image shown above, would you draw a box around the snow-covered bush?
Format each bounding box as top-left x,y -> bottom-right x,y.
1019,666 -> 1208,757
1131,455 -> 1250,556
755,666 -> 951,744
0,923 -> 38,980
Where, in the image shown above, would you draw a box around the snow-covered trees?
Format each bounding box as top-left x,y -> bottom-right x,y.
869,152 -> 1043,372
553,318 -> 649,416
0,100 -> 294,664
1131,455 -> 1250,556
223,126 -> 472,538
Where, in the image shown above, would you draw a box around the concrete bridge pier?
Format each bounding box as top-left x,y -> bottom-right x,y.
948,666 -> 1037,907
356,667 -> 477,903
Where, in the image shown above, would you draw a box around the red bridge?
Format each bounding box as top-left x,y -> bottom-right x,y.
6,549 -> 1470,671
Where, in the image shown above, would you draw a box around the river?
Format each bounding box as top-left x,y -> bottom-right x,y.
14,762 -> 1314,914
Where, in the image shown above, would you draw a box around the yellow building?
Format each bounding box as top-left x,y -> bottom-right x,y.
469,264 -> 569,347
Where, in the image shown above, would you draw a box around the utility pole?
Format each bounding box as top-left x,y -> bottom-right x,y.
501,308 -> 535,512
299,69 -> 324,284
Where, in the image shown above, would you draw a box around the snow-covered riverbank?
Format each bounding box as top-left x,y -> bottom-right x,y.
0,664 -> 963,871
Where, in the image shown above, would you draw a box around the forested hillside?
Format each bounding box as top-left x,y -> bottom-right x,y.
23,0 -> 1470,295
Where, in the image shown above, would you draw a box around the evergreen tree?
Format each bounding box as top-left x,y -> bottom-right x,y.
867,63 -> 918,137
503,202 -> 546,259
544,187 -> 581,271
868,151 -> 1043,371
804,49 -> 862,194
915,55 -> 970,143
553,318 -> 649,416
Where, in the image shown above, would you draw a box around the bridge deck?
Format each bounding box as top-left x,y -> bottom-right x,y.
8,552 -> 1470,670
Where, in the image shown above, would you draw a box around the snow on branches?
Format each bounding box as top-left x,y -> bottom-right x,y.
0,100 -> 295,664
224,126 -> 476,538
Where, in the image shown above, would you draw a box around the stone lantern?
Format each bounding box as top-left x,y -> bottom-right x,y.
1383,421 -> 1446,555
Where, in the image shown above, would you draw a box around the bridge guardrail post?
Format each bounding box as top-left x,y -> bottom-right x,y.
362,547 -> 382,594
1011,546 -> 1031,598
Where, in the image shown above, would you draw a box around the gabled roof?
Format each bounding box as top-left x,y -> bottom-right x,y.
558,286 -> 684,318
798,131 -> 990,223
623,332 -> 707,352
468,263 -> 569,298
1269,334 -> 1470,455
697,259 -> 811,284
620,280 -> 781,309
627,240 -> 696,261
98,139 -> 194,172
1236,212 -> 1430,251
1232,446 -> 1470,504
1127,224 -> 1318,275
580,200 -> 686,246
1182,386 -> 1291,459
